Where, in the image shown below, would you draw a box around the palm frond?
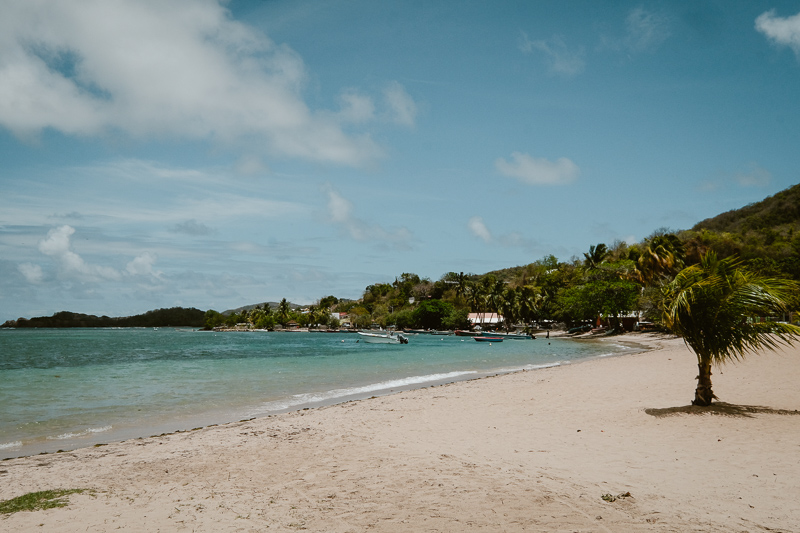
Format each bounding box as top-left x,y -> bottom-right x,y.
663,252 -> 800,367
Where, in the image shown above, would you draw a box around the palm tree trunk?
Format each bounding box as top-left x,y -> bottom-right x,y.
693,359 -> 716,406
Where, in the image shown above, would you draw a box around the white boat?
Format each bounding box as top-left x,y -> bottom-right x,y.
357,331 -> 409,344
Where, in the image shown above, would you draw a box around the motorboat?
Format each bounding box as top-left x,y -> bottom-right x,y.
358,331 -> 409,344
474,336 -> 503,342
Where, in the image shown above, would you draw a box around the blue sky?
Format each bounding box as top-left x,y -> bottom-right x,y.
2,0 -> 800,320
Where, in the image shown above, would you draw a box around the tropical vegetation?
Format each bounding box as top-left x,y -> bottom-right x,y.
186,185 -> 800,336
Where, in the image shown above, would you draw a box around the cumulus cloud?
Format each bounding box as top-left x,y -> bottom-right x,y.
337,90 -> 376,124
29,225 -> 161,283
0,0 -> 382,166
756,10 -> 800,57
18,263 -> 44,284
518,32 -> 585,76
495,152 -> 579,185
468,216 -> 492,243
38,225 -> 122,281
467,217 -> 539,251
126,251 -> 161,278
323,184 -> 412,249
383,82 -> 417,126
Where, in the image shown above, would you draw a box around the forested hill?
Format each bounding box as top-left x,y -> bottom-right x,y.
692,183 -> 800,234
1,307 -> 206,328
679,182 -> 800,278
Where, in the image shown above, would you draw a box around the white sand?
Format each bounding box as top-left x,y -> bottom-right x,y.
2,333 -> 799,532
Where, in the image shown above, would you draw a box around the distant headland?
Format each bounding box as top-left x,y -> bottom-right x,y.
1,307 -> 206,329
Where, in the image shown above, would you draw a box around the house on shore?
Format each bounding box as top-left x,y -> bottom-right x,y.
468,312 -> 503,329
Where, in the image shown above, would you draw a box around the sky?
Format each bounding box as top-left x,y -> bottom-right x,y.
2,0 -> 800,321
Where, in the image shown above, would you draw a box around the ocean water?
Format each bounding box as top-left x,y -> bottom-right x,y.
0,328 -> 635,458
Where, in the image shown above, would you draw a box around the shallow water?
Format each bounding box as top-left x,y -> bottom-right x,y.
0,328 -> 632,458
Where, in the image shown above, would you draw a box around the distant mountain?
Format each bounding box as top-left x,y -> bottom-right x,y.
2,307 -> 206,328
693,183 -> 800,234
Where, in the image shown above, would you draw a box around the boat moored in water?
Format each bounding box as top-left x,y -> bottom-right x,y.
474,336 -> 503,342
357,331 -> 409,344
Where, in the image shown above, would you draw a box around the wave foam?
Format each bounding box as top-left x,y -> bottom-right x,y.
493,362 -> 562,373
251,370 -> 478,414
47,425 -> 112,440
0,441 -> 22,450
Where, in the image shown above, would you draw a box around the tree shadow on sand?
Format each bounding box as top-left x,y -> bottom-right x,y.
645,402 -> 800,419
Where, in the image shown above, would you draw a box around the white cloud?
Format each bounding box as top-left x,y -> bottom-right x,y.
698,162 -> 772,191
323,184 -> 412,249
735,163 -> 772,187
383,81 -> 417,126
624,7 -> 670,52
756,10 -> 800,57
601,7 -> 670,54
0,0 -> 382,166
519,32 -> 585,76
467,217 -> 540,252
235,155 -> 268,176
337,90 -> 376,124
18,263 -> 43,284
38,225 -> 122,282
495,152 -> 580,185
326,186 -> 354,225
34,225 -> 162,283
126,252 -> 161,278
468,216 -> 492,243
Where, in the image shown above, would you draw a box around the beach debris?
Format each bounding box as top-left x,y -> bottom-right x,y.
601,491 -> 631,502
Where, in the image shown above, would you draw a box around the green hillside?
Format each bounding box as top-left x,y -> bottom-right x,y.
680,183 -> 800,278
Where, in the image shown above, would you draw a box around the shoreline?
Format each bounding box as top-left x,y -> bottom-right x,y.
2,332 -> 799,531
0,331 -> 638,460
1,332 -> 647,461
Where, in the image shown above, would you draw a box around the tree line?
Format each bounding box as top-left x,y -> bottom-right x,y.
205,224 -> 800,334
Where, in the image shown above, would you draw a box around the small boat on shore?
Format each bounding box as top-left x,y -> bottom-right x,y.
454,330 -> 481,337
358,331 -> 409,344
474,336 -> 503,342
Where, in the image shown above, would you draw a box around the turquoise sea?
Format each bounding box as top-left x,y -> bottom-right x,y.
0,328 -> 636,459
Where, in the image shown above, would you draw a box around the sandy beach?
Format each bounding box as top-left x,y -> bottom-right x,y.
2,333 -> 799,532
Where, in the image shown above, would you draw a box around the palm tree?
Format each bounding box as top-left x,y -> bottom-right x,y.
465,282 -> 483,328
277,298 -> 292,326
635,233 -> 685,286
663,252 -> 800,406
497,287 -> 517,332
453,271 -> 469,299
517,284 -> 542,326
583,243 -> 609,271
